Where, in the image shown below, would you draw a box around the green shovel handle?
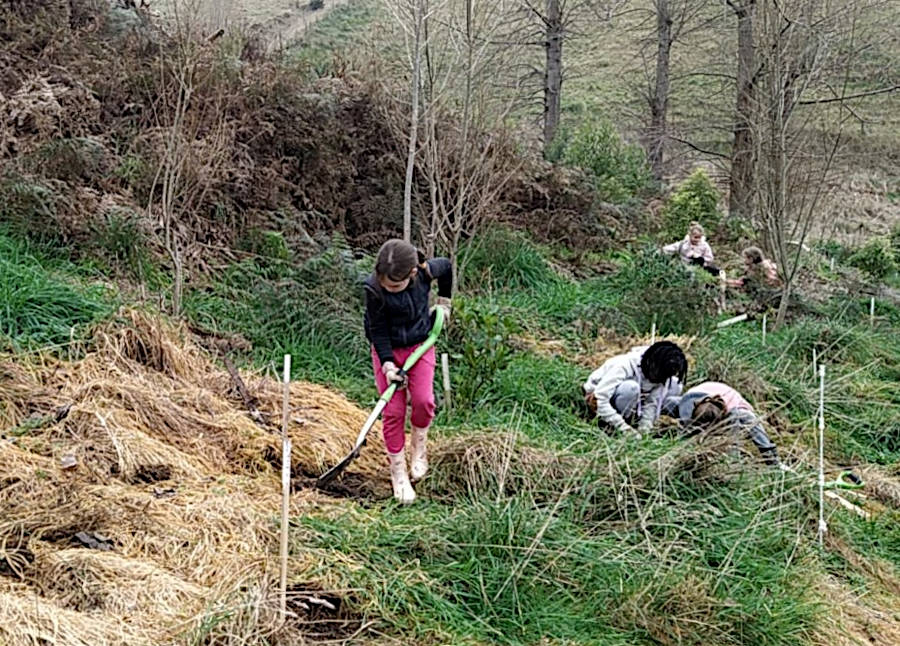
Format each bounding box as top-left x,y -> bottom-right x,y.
378,306 -> 445,401
825,470 -> 864,490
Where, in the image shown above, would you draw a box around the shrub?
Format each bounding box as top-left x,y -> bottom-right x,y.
0,174 -> 62,244
448,298 -> 520,409
660,168 -> 722,239
605,246 -> 716,334
91,206 -> 151,277
27,137 -> 111,184
848,236 -> 897,280
551,119 -> 653,204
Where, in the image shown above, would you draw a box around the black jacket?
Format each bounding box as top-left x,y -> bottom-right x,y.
364,257 -> 452,365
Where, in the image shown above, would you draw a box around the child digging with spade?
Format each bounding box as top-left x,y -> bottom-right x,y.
364,239 -> 452,504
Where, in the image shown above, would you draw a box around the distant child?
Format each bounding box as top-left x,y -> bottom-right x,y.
727,246 -> 781,289
583,341 -> 687,439
364,239 -> 452,504
662,381 -> 779,465
662,222 -> 720,276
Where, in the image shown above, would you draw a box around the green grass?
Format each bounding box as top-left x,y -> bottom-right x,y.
0,232 -> 116,351
296,443 -> 823,645
288,0 -> 379,77
183,239 -> 375,404
168,229 -> 898,644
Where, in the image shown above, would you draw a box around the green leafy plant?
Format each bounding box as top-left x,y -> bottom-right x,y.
848,236 -> 897,280
661,167 -> 722,239
448,298 -> 520,409
551,118 -> 653,204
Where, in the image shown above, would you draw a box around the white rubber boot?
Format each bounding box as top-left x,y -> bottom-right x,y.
410,425 -> 429,481
388,449 -> 416,505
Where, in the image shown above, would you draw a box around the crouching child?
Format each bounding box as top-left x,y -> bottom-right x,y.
662,381 -> 779,465
583,341 -> 687,439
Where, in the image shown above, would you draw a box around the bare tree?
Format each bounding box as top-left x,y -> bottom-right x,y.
544,0 -> 563,151
384,0 -> 436,243
146,0 -> 232,316
726,0 -> 757,221
417,0 -> 530,290
749,0 -> 877,327
637,0 -> 712,178
517,1 -> 628,156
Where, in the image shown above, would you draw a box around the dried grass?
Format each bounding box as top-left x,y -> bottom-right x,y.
0,308 -> 384,644
856,465 -> 900,510
810,576 -> 900,646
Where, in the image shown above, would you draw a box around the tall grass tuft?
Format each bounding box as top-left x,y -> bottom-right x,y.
0,232 -> 114,350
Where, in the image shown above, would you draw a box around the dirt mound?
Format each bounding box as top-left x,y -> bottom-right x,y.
0,308 -> 381,645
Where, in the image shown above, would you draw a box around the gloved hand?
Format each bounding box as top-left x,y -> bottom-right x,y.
637,419 -> 653,436
381,361 -> 408,389
432,296 -> 451,326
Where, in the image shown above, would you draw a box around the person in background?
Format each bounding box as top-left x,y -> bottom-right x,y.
662,381 -> 780,465
662,221 -> 721,276
583,341 -> 687,440
364,239 -> 452,504
727,246 -> 781,289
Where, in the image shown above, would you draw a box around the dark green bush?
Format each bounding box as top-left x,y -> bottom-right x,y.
661,168 -> 722,239
605,246 -> 716,334
448,298 -> 520,409
549,118 -> 652,204
848,236 -> 896,280
462,227 -> 559,292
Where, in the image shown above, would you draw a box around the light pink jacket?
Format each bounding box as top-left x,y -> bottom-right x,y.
685,381 -> 752,413
662,236 -> 715,265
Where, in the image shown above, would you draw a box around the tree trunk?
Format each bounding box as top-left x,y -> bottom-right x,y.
729,0 -> 757,221
403,0 -> 424,244
649,0 -> 672,179
543,0 -> 563,156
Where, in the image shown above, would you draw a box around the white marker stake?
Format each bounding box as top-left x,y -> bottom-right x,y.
830,257 -> 835,272
279,354 -> 292,616
817,364 -> 826,547
762,313 -> 767,346
716,313 -> 748,329
812,348 -> 818,379
870,297 -> 875,326
650,313 -> 657,344
441,352 -> 452,412
718,271 -> 727,314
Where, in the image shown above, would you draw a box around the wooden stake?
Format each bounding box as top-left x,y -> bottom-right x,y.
870,297 -> 875,326
441,352 -> 452,412
279,354 -> 291,616
761,313 -> 767,346
817,364 -> 826,547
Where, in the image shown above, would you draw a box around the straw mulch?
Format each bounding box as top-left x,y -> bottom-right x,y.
0,309 -> 385,645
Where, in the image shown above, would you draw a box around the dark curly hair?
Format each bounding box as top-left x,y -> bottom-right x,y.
640,341 -> 688,385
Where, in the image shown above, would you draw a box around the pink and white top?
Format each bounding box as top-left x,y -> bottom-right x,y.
759,259 -> 779,286
662,236 -> 715,265
686,381 -> 752,413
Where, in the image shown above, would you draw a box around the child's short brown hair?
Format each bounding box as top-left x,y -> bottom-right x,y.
689,395 -> 728,431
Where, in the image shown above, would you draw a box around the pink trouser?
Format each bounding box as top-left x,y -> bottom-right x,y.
371,344 -> 436,455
